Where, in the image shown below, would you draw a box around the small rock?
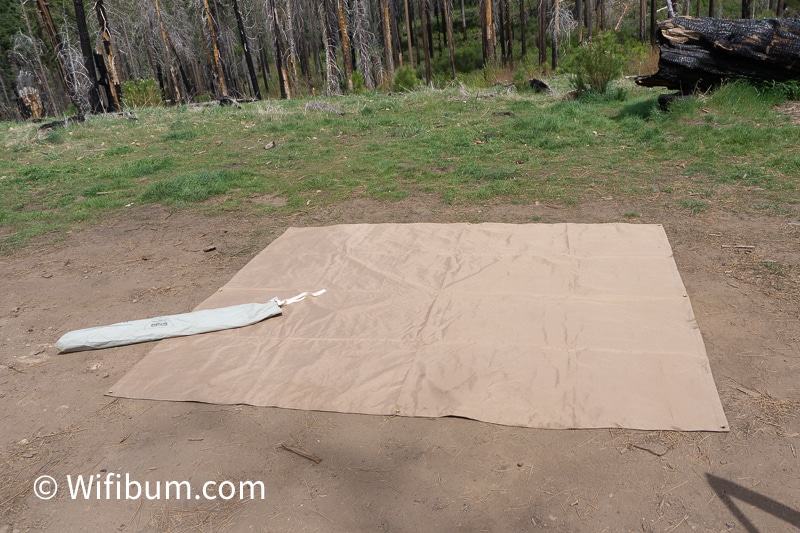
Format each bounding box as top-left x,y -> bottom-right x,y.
203,246 -> 217,252
726,523 -> 735,529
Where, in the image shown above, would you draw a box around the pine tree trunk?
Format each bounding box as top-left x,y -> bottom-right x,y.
503,0 -> 513,69
337,0 -> 355,91
484,0 -> 495,65
520,0 -> 527,56
154,0 -> 186,103
404,0 -> 415,68
598,0 -> 605,31
95,0 -> 122,111
639,0 -> 646,42
537,0 -> 546,65
390,0 -> 403,68
426,1 -> 434,59
202,0 -> 229,96
551,0 -> 559,70
461,0 -> 467,40
381,0 -> 395,84
198,12 -> 217,95
443,0 -> 457,79
21,0 -> 60,115
649,0 -> 655,44
73,0 -> 102,113
318,0 -> 341,94
258,34 -> 271,93
434,0 -> 443,55
498,0 -> 506,61
267,0 -> 290,97
232,0 -> 261,99
420,0 -> 432,83
36,0 -> 82,112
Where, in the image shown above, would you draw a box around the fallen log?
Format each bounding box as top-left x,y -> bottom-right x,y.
636,17 -> 800,93
37,115 -> 85,132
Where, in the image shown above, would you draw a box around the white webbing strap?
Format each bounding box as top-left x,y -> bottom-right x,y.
278,289 -> 326,307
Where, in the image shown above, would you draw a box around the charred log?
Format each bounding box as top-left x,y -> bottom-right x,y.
636,17 -> 800,93
37,115 -> 85,131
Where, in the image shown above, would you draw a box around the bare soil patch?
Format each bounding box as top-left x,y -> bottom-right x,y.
1,195 -> 798,532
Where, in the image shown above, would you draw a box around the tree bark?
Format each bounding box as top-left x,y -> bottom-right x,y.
741,0 -> 751,18
20,0 -> 60,115
551,0 -> 559,70
639,0 -> 646,43
520,0 -> 527,55
36,0 -> 82,111
318,0 -> 341,94
257,34 -> 271,93
73,0 -> 102,113
537,0 -> 545,65
461,0 -> 467,40
95,0 -> 122,112
636,17 -> 800,93
443,0 -> 457,79
404,0 -> 415,68
336,0 -> 354,91
202,0 -> 228,96
420,0 -> 432,83
153,0 -> 187,103
484,0 -> 495,65
232,0 -> 261,99
267,0 -> 290,97
502,0 -> 513,68
381,0 -> 394,84
649,0 -> 655,44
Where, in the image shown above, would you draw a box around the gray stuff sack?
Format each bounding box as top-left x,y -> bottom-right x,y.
55,290 -> 325,353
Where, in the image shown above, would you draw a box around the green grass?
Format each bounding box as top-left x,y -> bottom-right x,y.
1,79 -> 799,252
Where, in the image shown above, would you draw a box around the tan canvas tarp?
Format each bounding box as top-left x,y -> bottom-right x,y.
109,223 -> 729,431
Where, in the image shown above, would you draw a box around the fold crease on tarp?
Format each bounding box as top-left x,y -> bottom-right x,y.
54,290 -> 326,353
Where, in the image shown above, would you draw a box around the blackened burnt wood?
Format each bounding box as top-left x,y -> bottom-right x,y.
636,17 -> 800,92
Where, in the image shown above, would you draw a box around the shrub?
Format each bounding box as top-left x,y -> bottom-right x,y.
564,32 -> 626,95
121,78 -> 162,108
348,71 -> 367,94
393,66 -> 419,92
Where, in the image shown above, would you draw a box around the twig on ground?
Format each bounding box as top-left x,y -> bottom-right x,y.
278,443 -> 321,463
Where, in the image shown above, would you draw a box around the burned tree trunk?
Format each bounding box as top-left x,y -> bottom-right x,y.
202,0 -> 229,97
73,0 -> 102,113
231,0 -> 261,99
636,17 -> 800,93
95,0 -> 122,112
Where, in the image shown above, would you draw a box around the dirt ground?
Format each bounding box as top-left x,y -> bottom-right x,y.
1,194 -> 799,533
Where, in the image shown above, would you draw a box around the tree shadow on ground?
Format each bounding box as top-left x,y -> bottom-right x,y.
615,98 -> 662,121
706,473 -> 800,532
